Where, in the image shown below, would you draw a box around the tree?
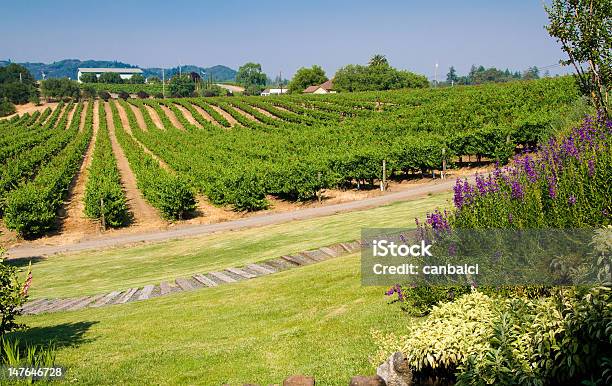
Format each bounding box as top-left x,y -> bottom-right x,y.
334,61 -> 429,92
79,72 -> 98,83
522,66 -> 540,80
446,66 -> 459,84
0,98 -> 15,117
235,62 -> 267,92
168,74 -> 195,97
369,54 -> 389,67
147,76 -> 161,84
545,0 -> 611,114
98,72 -> 123,84
287,65 -> 328,93
0,63 -> 35,86
40,78 -> 80,101
129,74 -> 145,84
81,84 -> 97,99
0,64 -> 37,104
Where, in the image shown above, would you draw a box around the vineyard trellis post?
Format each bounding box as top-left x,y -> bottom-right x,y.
100,198 -> 106,231
442,148 -> 446,179
381,160 -> 386,191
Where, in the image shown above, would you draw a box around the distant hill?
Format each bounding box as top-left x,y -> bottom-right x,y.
0,59 -> 237,82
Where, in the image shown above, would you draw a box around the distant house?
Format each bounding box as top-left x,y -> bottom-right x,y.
76,68 -> 143,83
261,88 -> 288,96
303,79 -> 336,94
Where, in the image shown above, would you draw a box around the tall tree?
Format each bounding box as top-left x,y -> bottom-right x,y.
545,0 -> 611,114
168,74 -> 195,97
236,63 -> 267,90
446,66 -> 459,84
287,65 -> 328,93
369,54 -> 389,67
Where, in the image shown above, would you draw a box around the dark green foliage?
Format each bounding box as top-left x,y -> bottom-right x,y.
288,65 -> 328,93
98,91 -> 110,101
79,72 -> 98,83
0,64 -> 38,105
129,74 -> 145,84
0,257 -> 28,336
136,91 -> 149,99
118,91 -> 129,100
236,63 -> 267,89
84,102 -> 128,227
334,60 -> 429,92
81,84 -> 97,99
40,78 -> 80,101
98,72 -> 123,84
0,98 -> 15,117
168,75 -> 195,98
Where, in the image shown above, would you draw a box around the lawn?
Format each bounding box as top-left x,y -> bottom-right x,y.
20,193 -> 450,299
16,254 -> 411,385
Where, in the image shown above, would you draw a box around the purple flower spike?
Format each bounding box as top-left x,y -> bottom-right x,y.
568,195 -> 576,205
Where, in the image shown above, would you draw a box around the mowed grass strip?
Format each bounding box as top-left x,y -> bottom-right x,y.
15,254 -> 409,385
23,193 -> 449,299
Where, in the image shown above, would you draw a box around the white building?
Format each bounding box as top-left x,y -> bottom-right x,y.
261,88 -> 288,96
77,68 -> 144,83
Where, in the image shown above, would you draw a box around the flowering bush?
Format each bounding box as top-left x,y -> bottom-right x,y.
448,113 -> 611,229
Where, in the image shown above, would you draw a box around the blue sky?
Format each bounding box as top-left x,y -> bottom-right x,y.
0,0 -> 569,79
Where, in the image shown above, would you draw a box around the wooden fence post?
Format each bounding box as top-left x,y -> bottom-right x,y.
381,160 -> 386,191
100,198 -> 106,231
442,148 -> 446,180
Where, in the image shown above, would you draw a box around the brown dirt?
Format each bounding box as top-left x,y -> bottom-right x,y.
231,105 -> 260,122
210,104 -> 239,127
173,103 -> 203,128
159,104 -> 185,131
3,163 -> 490,254
104,102 -> 166,228
57,100 -> 100,240
6,102 -> 58,120
128,103 -> 147,131
190,103 -> 221,127
114,101 -> 172,172
253,106 -> 278,119
144,104 -> 164,130
78,101 -> 88,132
113,100 -> 131,134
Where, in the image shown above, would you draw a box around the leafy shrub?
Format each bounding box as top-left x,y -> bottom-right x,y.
98,91 -> 110,101
136,91 -> 149,99
0,254 -> 29,336
373,287 -> 612,385
118,91 -> 129,100
0,98 -> 15,117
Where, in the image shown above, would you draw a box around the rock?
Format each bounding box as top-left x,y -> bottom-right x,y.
283,375 -> 315,386
349,375 -> 386,385
376,352 -> 412,386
